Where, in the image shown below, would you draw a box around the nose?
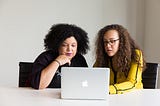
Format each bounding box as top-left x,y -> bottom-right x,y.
67,45 -> 72,51
105,43 -> 111,48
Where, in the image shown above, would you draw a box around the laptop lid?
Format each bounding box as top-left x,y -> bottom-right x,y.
61,67 -> 110,100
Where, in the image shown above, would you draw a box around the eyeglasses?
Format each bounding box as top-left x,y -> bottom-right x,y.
103,39 -> 119,46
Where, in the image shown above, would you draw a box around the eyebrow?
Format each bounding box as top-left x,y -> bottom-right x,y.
62,42 -> 77,45
103,38 -> 119,41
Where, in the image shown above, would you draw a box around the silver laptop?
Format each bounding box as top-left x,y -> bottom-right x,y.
61,67 -> 110,100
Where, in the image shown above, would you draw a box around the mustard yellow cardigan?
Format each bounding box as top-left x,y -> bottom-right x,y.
94,50 -> 143,94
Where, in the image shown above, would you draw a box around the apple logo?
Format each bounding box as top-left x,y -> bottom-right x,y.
82,80 -> 88,87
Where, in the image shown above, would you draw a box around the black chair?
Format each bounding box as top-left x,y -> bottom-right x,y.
19,62 -> 33,87
142,62 -> 159,89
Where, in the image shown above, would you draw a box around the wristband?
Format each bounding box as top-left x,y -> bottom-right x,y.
55,59 -> 61,66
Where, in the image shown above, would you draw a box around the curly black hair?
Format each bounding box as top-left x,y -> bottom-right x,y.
44,23 -> 89,55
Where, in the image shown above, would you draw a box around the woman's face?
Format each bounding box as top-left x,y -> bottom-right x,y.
103,30 -> 120,57
59,36 -> 77,59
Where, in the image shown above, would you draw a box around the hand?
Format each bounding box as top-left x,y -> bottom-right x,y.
55,55 -> 71,66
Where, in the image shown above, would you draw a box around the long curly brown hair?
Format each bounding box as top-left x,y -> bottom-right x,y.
95,24 -> 146,75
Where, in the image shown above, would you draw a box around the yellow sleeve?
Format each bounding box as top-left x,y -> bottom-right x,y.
109,50 -> 143,94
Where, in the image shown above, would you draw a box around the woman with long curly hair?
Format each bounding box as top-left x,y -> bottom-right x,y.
94,24 -> 146,94
30,23 -> 89,89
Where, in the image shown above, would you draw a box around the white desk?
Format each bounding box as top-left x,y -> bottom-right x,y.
0,87 -> 160,106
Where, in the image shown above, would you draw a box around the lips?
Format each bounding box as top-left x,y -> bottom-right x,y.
66,53 -> 72,56
106,50 -> 112,54
107,50 -> 112,52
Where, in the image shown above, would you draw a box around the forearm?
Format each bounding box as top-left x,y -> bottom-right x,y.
109,80 -> 140,94
39,61 -> 59,89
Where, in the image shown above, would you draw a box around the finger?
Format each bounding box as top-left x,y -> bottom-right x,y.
68,60 -> 71,66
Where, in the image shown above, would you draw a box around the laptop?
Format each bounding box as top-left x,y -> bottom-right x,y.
61,67 -> 110,100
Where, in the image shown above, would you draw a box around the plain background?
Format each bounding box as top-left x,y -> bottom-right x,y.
0,0 -> 160,88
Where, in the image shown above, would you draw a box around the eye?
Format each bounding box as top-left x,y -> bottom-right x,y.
103,41 -> 108,44
110,40 -> 115,44
72,44 -> 77,47
61,43 -> 68,47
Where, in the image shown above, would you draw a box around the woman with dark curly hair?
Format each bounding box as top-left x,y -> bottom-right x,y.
94,24 -> 146,94
30,23 -> 89,89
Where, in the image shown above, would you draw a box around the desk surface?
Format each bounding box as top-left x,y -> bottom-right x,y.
0,87 -> 160,106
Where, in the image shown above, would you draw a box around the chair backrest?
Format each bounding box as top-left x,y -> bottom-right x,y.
19,62 -> 33,87
142,62 -> 159,89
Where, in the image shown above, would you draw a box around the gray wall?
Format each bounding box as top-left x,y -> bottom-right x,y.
0,0 -> 104,86
0,0 -> 159,88
144,0 -> 160,88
